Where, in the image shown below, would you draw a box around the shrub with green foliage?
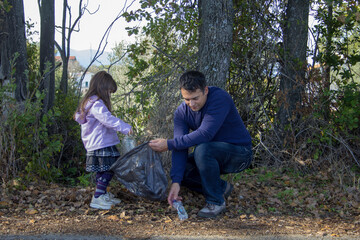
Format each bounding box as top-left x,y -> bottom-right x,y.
51,89 -> 87,185
0,80 -> 62,182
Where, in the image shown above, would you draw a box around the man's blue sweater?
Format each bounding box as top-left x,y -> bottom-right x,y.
167,86 -> 252,183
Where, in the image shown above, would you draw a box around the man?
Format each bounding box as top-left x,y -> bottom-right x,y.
149,70 -> 252,218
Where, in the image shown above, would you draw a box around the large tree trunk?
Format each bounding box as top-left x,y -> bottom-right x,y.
198,0 -> 233,89
39,0 -> 55,112
0,0 -> 28,102
278,0 -> 309,141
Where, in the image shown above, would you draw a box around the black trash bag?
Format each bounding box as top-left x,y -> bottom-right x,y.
110,142 -> 168,201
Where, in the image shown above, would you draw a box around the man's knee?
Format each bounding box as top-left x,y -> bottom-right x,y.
193,142 -> 211,157
193,143 -> 216,171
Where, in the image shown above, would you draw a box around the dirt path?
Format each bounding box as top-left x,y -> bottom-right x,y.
1,234 -> 360,240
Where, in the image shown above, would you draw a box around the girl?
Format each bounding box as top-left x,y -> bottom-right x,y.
74,71 -> 132,210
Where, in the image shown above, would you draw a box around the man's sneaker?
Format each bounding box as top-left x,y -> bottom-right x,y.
224,182 -> 234,199
90,194 -> 114,210
106,192 -> 121,204
197,202 -> 226,218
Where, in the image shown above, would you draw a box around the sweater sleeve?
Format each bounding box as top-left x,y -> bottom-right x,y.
168,107 -> 190,183
90,100 -> 132,134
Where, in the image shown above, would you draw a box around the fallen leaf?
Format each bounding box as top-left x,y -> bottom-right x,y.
25,209 -> 38,215
100,210 -> 110,215
107,215 -> 119,221
163,216 -> 172,223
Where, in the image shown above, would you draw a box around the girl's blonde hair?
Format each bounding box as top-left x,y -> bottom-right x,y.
75,71 -> 117,119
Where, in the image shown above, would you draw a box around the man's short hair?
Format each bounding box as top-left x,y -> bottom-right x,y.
179,71 -> 207,92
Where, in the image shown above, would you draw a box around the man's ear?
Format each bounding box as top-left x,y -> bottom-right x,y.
204,86 -> 209,95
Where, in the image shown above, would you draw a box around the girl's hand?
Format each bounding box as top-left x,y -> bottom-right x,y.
128,129 -> 133,135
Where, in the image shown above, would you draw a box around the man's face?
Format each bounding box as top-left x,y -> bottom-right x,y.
181,87 -> 208,112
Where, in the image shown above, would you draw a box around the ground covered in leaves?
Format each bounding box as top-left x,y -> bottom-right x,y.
0,168 -> 359,239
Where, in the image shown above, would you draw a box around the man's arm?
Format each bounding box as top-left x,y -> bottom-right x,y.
149,106 -> 190,183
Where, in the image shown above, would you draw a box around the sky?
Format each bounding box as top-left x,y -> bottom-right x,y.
23,1 -> 318,62
23,0 -> 141,52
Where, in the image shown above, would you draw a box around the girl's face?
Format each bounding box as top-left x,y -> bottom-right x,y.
108,87 -> 116,96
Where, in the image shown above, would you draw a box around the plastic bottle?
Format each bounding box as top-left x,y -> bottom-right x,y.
172,200 -> 188,220
122,135 -> 136,154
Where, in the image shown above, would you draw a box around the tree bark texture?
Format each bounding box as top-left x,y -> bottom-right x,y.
323,1 -> 333,120
59,0 -> 68,95
39,0 -> 55,112
0,4 -> 9,84
0,0 -> 28,102
278,0 -> 309,132
198,0 -> 233,89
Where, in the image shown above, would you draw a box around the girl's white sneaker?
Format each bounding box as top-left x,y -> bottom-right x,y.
90,194 -> 114,210
106,192 -> 122,204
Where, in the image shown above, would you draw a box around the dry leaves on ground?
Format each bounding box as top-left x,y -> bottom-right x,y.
0,169 -> 359,239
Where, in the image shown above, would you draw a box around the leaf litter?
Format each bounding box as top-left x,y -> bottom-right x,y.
0,169 -> 359,239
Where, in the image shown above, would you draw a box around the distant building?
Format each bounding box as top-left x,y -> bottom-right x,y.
76,72 -> 94,94
55,56 -> 77,63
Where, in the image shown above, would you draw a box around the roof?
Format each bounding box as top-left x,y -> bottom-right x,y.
55,56 -> 77,61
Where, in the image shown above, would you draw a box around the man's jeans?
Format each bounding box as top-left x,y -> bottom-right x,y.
181,142 -> 252,205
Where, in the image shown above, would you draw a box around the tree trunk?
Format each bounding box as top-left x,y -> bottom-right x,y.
0,3 -> 11,88
278,0 -> 309,140
59,0 -> 68,95
323,1 -> 333,121
39,0 -> 55,112
198,0 -> 233,89
0,0 -> 28,102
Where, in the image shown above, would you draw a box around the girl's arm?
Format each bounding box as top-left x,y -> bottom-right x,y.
91,100 -> 132,134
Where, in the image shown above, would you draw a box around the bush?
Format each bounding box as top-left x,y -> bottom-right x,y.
0,75 -> 85,185
0,84 -> 62,182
